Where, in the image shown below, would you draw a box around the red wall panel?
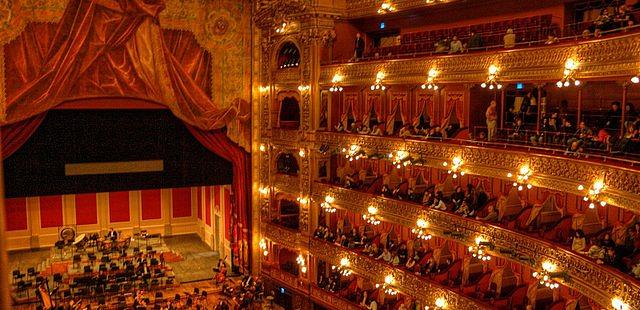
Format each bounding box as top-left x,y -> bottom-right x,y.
40,195 -> 63,228
172,187 -> 192,218
5,197 -> 28,231
205,187 -> 212,226
141,189 -> 162,220
224,188 -> 231,240
109,191 -> 130,223
197,187 -> 202,220
75,193 -> 98,225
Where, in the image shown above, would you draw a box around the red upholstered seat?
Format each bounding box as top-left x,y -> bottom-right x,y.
432,259 -> 461,283
542,216 -> 573,243
462,271 -> 492,297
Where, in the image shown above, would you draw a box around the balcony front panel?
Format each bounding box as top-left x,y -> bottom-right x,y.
312,182 -> 640,310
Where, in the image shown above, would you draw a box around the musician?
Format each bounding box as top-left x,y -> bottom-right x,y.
241,274 -> 254,289
107,228 -> 119,241
133,290 -> 147,309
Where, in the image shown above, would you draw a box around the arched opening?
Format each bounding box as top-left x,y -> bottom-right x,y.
275,152 -> 299,175
274,198 -> 300,230
277,42 -> 300,69
278,96 -> 301,129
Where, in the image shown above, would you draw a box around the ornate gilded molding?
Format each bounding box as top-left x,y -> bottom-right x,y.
262,223 -> 306,251
314,132 -> 640,214
344,0 -> 459,19
320,33 -> 640,86
312,182 -> 640,310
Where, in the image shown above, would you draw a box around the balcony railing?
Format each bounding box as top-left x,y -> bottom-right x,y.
311,182 -> 640,310
262,222 -> 492,310
312,131 -> 640,214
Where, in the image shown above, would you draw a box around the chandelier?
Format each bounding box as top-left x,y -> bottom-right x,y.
363,206 -> 381,225
578,180 -> 606,209
442,156 -> 465,179
507,165 -> 532,191
297,196 -> 309,206
556,58 -> 581,88
421,68 -> 439,90
342,144 -> 366,161
296,254 -> 307,274
388,150 -> 412,168
375,275 -> 398,295
377,1 -> 397,14
330,73 -> 344,92
480,65 -> 502,90
411,218 -> 432,240
321,195 -> 337,213
274,21 -> 288,34
612,298 -> 630,310
332,257 -> 353,276
370,71 -> 387,91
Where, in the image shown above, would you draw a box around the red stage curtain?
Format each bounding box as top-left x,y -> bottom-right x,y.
0,113 -> 46,158
3,0 -> 237,129
187,127 -> 249,235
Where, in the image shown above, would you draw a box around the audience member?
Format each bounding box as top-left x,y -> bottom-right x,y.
467,32 -> 483,49
449,36 -> 464,53
503,29 -> 516,48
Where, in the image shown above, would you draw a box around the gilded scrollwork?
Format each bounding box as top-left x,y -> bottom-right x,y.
312,182 -> 640,310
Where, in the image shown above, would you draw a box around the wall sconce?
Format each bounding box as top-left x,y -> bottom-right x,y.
298,148 -> 306,158
389,150 -> 412,168
578,180 -> 606,208
330,73 -> 344,92
321,195 -> 337,213
296,253 -> 307,274
342,144 -> 366,161
468,237 -> 494,261
375,274 -> 398,295
412,218 -> 432,240
507,165 -> 532,191
297,196 -> 309,206
556,58 -> 581,88
480,65 -> 502,90
434,297 -> 447,309
259,143 -> 267,152
259,85 -> 270,93
370,71 -> 387,91
377,1 -> 396,14
259,238 -> 269,257
442,156 -> 465,179
332,257 -> 353,276
421,68 -> 439,90
363,205 -> 381,225
298,85 -> 310,92
532,261 -> 563,289
612,297 -> 629,310
631,75 -> 640,84
275,21 -> 288,34
259,186 -> 270,196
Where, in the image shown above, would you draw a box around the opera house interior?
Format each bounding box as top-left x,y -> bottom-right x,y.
3,0 -> 640,309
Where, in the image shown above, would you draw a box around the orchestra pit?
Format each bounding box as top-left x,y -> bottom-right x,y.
2,0 -> 640,309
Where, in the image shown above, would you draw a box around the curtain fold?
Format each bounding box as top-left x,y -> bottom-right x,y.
0,113 -> 46,158
3,0 -> 237,130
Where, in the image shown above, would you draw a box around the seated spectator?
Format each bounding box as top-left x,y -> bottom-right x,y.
450,186 -> 465,212
530,117 -> 554,146
476,205 -> 498,222
509,118 -> 525,140
467,32 -> 483,49
449,36 -> 463,53
434,37 -> 449,53
605,101 -> 622,130
615,5 -> 636,29
581,29 -> 592,39
545,34 -> 558,45
567,121 -> 593,152
380,184 -> 392,197
625,102 -> 637,128
422,188 -> 436,206
455,201 -> 474,217
572,229 -> 587,253
503,29 -> 516,48
431,197 -> 446,211
370,125 -> 383,136
405,257 -> 416,270
358,124 -> 371,134
631,261 -> 640,278
335,122 -> 346,132
377,248 -> 392,262
399,124 -> 412,138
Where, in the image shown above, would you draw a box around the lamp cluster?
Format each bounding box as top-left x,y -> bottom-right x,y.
532,261 -> 561,289
421,68 -> 439,90
389,150 -> 412,168
556,59 -> 581,88
274,21 -> 288,34
297,196 -> 309,206
296,254 -> 307,274
411,218 -> 432,240
342,144 -> 366,161
259,239 -> 269,257
507,165 -> 533,191
363,206 -> 381,225
332,257 -> 353,276
468,238 -> 493,261
330,73 -> 344,92
377,2 -> 396,14
612,298 -> 630,310
370,71 -> 387,91
321,195 -> 337,213
442,156 -> 465,179
480,65 -> 502,90
578,180 -> 606,209
375,275 -> 398,295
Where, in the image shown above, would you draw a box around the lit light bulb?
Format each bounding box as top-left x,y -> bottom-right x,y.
556,81 -> 563,88
632,76 -> 640,84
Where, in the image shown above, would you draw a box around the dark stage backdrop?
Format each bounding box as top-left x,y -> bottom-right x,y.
4,109 -> 233,198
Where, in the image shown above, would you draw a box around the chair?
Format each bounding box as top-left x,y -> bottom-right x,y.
27,267 -> 39,280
